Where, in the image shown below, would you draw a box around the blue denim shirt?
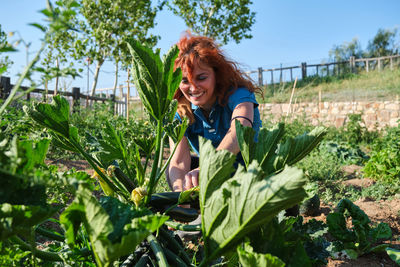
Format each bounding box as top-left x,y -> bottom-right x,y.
175,87 -> 262,156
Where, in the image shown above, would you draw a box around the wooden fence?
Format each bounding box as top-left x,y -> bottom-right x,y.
0,76 -> 131,116
248,54 -> 400,87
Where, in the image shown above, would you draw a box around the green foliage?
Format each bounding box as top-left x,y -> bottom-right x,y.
363,125 -> 400,183
235,122 -> 326,174
168,0 -> 256,45
329,37 -> 363,61
248,216 -> 330,266
198,135 -> 313,265
324,142 -> 368,165
367,28 -> 399,57
127,39 -> 181,121
237,241 -> 285,267
327,199 -> 392,259
0,25 -> 14,75
60,185 -> 168,267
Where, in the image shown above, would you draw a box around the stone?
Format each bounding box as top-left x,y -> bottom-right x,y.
335,117 -> 346,128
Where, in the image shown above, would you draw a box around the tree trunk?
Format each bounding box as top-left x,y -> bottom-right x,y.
112,61 -> 119,115
90,58 -> 104,105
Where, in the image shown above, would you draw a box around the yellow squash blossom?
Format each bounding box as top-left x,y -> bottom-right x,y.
131,187 -> 147,207
91,167 -> 114,196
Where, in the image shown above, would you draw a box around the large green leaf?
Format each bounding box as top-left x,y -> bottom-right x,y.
96,121 -> 128,165
127,40 -> 162,119
236,122 -> 325,175
0,168 -> 47,206
0,204 -> 59,240
237,241 -> 285,267
16,139 -> 50,173
60,185 -> 168,267
127,40 -> 181,121
199,138 -> 307,263
162,44 -> 181,106
23,95 -> 71,138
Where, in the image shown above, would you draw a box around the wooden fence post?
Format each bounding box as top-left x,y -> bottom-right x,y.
301,62 -> 307,80
111,94 -> 116,115
0,76 -> 11,99
365,60 -> 369,72
290,68 -> 293,82
390,56 -> 393,70
72,87 -> 80,113
257,67 -> 263,87
350,56 -> 355,73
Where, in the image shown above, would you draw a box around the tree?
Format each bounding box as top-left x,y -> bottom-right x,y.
0,24 -> 14,75
329,37 -> 363,62
367,28 -> 399,57
55,0 -> 161,98
167,0 -> 256,45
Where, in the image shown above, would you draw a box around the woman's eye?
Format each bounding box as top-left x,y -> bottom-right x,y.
181,78 -> 189,84
198,76 -> 207,81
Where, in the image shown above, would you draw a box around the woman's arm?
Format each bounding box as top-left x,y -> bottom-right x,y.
183,102 -> 254,189
216,101 -> 254,153
168,136 -> 192,191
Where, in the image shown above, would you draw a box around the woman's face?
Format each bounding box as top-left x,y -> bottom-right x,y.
179,61 -> 216,112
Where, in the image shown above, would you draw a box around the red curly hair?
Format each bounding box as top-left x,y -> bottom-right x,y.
173,34 -> 261,123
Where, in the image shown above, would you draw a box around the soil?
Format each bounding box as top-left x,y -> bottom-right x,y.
48,160 -> 400,266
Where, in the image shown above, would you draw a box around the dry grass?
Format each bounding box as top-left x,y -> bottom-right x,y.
263,67 -> 400,103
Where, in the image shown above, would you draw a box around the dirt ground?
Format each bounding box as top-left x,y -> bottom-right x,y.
50,160 -> 400,266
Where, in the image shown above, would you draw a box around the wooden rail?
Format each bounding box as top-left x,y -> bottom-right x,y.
0,76 -> 127,116
248,54 -> 400,87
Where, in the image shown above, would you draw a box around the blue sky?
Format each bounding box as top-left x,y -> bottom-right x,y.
1,0 -> 399,93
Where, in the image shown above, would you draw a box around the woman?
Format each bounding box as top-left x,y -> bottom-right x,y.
167,34 -> 262,192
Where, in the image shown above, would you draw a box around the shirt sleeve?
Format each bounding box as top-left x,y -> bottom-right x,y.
174,112 -> 182,122
227,87 -> 259,111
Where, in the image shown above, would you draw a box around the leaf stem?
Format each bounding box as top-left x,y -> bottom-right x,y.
0,42 -> 45,115
10,235 -> 91,261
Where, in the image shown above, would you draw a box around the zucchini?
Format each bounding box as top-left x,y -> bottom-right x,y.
149,192 -> 181,208
35,226 -> 65,242
159,227 -> 191,265
164,220 -> 201,232
164,247 -> 189,267
166,206 -> 199,222
113,167 -> 136,192
149,191 -> 199,210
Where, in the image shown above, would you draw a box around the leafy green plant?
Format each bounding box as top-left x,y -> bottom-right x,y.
363,126 -> 400,183
247,216 -> 330,266
327,199 -> 392,259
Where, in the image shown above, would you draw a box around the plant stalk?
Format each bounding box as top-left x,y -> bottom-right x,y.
0,43 -> 45,115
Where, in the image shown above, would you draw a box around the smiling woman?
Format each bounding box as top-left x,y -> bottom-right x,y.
167,33 -> 263,192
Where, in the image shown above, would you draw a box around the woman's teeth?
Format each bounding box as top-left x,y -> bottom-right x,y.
190,92 -> 204,97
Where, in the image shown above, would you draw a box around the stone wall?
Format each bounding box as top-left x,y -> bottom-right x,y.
259,101 -> 400,130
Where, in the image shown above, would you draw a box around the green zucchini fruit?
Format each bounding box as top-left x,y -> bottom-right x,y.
149,192 -> 181,208
166,206 -> 199,222
113,167 -> 136,192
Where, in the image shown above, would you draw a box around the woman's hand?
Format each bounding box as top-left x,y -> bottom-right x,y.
184,167 -> 200,190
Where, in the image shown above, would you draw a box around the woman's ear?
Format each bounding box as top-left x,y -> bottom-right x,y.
177,96 -> 195,125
